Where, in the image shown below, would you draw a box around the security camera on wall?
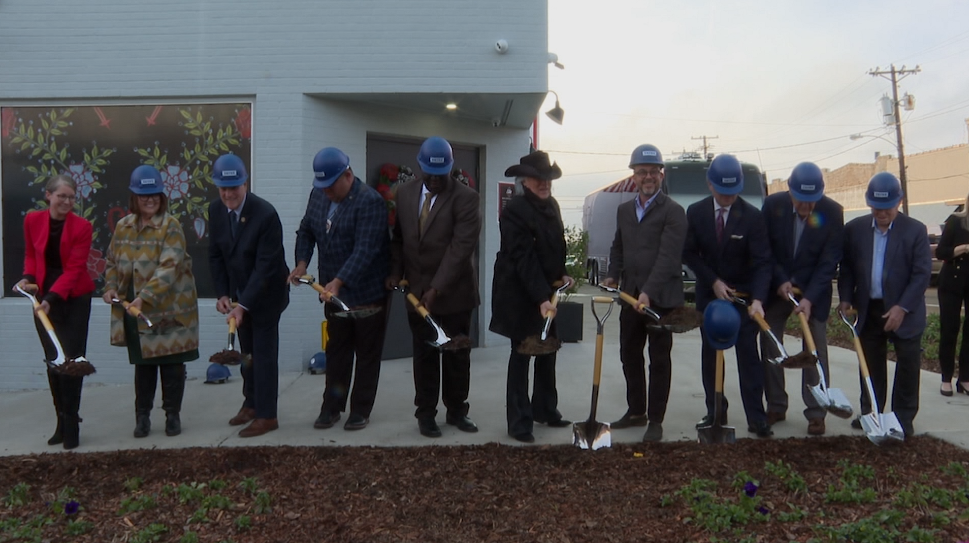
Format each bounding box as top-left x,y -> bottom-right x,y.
495,39 -> 509,54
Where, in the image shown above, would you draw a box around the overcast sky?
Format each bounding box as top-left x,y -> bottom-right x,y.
541,1 -> 969,226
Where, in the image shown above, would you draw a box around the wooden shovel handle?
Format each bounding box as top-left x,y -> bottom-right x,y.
853,335 -> 871,379
122,301 -> 145,320
750,311 -> 772,333
796,312 -> 817,353
228,316 -> 237,335
616,291 -> 647,312
715,350 -> 725,394
406,292 -> 431,318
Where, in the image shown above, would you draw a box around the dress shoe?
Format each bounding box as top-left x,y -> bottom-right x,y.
695,413 -> 727,429
418,417 -> 442,438
313,410 -> 341,429
850,417 -> 862,430
747,421 -> 773,438
344,413 -> 369,430
165,413 -> 181,437
238,418 -> 278,438
766,411 -> 786,426
512,432 -> 535,443
543,418 -> 572,428
807,417 -> 826,436
229,407 -> 256,426
610,413 -> 648,429
642,422 -> 663,442
446,415 -> 479,433
133,414 -> 151,438
957,381 -> 969,395
940,381 -> 954,397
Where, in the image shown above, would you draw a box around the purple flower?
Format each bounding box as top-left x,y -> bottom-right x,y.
64,500 -> 79,515
743,481 -> 758,497
757,506 -> 769,515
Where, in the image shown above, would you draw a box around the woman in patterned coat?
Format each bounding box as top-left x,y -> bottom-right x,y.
103,165 -> 199,438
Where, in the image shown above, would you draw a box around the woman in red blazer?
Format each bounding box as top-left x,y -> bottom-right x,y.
14,174 -> 95,450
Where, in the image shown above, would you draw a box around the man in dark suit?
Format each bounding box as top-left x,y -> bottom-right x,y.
683,154 -> 773,438
289,147 -> 390,432
838,172 -> 931,438
387,136 -> 482,438
760,162 -> 843,435
208,153 -> 290,438
602,144 -> 687,442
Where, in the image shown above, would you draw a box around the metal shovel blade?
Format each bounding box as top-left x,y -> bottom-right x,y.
860,411 -> 905,445
423,315 -> 452,349
697,423 -> 736,445
807,362 -> 854,419
572,420 -> 611,450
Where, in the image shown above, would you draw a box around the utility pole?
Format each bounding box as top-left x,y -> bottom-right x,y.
691,135 -> 718,158
869,64 -> 920,215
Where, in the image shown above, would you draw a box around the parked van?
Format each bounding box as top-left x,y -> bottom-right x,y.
582,156 -> 767,300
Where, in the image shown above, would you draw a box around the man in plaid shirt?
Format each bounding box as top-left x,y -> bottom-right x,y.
289,147 -> 390,431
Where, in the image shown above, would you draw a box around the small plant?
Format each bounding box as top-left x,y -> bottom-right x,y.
5,483 -> 31,507
209,479 -> 228,491
254,491 -> 272,514
903,526 -> 938,543
188,507 -> 209,524
65,519 -> 94,536
234,515 -> 252,531
764,460 -> 808,494
124,477 -> 144,492
131,522 -> 168,543
201,494 -> 233,510
118,494 -> 158,514
825,461 -> 878,504
774,504 -> 807,522
239,477 -> 258,495
175,483 -> 206,504
179,531 -> 200,543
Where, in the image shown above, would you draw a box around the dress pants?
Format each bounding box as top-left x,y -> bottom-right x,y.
237,310 -> 282,419
408,310 -> 472,420
858,300 -> 921,435
700,313 -> 767,425
506,339 -> 563,436
937,281 -> 969,382
618,304 -> 673,422
322,300 -> 388,418
761,299 -> 829,420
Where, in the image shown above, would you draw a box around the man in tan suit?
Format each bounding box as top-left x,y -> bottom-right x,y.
602,144 -> 688,442
387,136 -> 482,438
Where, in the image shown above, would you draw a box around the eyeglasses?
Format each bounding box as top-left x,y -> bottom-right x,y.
51,193 -> 76,202
633,168 -> 663,179
137,194 -> 162,201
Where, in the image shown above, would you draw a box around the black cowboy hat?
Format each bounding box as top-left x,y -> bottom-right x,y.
504,151 -> 562,181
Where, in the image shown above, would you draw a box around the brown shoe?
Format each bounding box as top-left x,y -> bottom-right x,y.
238,418 -> 278,438
766,411 -> 786,426
807,418 -> 825,436
229,407 -> 256,426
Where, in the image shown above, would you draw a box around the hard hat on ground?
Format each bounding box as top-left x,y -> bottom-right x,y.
204,363 -> 231,384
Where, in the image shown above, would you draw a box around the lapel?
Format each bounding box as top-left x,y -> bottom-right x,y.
640,192 -> 662,223
860,216 -> 875,289
421,183 -> 453,239
718,202 -> 742,258
883,218 -> 901,283
782,205 -> 796,261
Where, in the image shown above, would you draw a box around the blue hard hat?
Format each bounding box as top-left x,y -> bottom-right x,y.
417,136 -> 454,175
629,144 -> 664,168
707,154 -> 744,195
212,154 -> 248,187
312,147 -> 351,189
309,351 -> 327,372
788,162 -> 825,202
703,299 -> 741,350
865,172 -> 902,209
129,165 -> 164,195
204,363 -> 231,384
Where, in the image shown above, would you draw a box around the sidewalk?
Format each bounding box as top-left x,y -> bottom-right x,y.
3,292 -> 968,456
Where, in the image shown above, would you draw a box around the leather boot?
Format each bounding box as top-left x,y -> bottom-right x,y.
133,365 -> 157,438
59,374 -> 84,450
161,364 -> 186,437
46,369 -> 64,446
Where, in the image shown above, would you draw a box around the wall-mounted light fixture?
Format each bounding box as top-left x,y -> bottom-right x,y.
545,90 -> 564,125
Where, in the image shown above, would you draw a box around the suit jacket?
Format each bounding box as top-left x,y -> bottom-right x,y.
683,195 -> 771,311
838,213 -> 931,339
606,191 -> 687,308
22,209 -> 95,300
390,177 -> 481,315
490,189 -> 567,341
761,192 -> 843,321
294,178 -> 389,308
208,192 -> 289,317
935,213 -> 969,294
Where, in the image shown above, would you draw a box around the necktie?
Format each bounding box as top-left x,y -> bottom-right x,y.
716,208 -> 725,244
229,211 -> 239,239
418,194 -> 433,237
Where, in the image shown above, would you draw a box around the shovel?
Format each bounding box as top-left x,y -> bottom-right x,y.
697,348 -> 736,444
209,316 -> 243,365
517,280 -> 571,356
597,284 -> 701,333
787,293 -> 853,418
14,284 -> 96,377
730,294 -> 815,367
838,310 -> 905,445
396,280 -> 471,350
110,297 -> 154,328
296,275 -> 382,319
573,296 -> 614,450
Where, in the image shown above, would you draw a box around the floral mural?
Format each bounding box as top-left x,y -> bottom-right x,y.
1,103 -> 252,297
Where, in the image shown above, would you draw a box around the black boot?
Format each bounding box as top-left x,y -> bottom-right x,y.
133,365 -> 157,438
46,369 -> 64,446
58,374 -> 84,450
161,364 -> 186,437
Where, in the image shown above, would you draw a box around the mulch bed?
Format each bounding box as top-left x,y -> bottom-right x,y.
2,438 -> 968,542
